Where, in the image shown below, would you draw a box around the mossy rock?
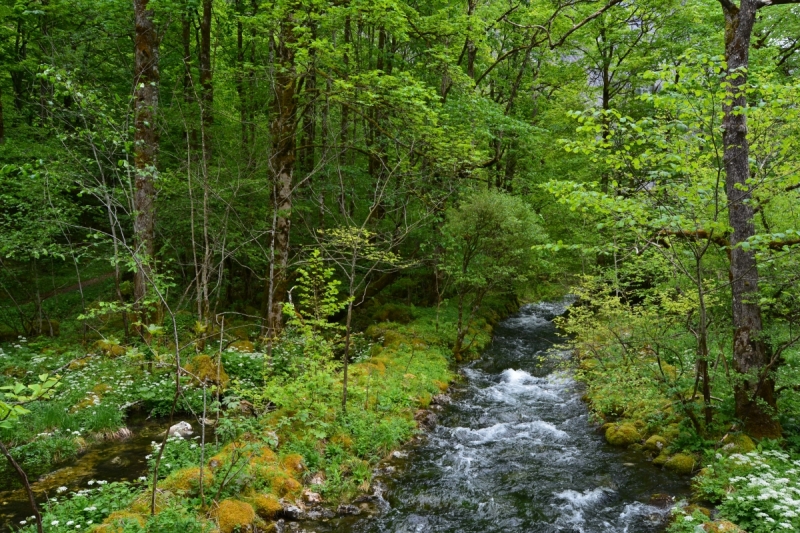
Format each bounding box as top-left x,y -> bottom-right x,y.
685,505 -> 711,518
94,339 -> 125,357
605,423 -> 640,446
209,442 -> 246,469
229,339 -> 255,353
664,453 -> 695,474
702,520 -> 744,532
251,493 -> 282,518
95,511 -> 146,533
249,445 -> 277,467
382,330 -> 404,347
162,466 -> 213,493
129,491 -> 171,515
719,434 -> 756,455
280,453 -> 304,473
215,499 -> 255,533
653,451 -> 670,467
186,354 -> 230,388
644,435 -> 668,453
271,474 -> 302,497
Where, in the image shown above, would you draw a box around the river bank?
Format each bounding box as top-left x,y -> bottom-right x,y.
4,297 -> 516,532
304,301 -> 691,532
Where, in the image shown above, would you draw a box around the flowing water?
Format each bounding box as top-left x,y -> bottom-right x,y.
315,301 -> 689,533
0,416 -> 199,532
1,302 -> 690,532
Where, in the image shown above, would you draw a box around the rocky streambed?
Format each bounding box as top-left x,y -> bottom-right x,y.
302,301 -> 691,533
2,302 -> 691,533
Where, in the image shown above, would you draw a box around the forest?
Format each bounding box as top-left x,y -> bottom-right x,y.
1,0 -> 800,531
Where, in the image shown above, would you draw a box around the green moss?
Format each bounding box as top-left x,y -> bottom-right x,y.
653,451 -> 670,467
186,354 -> 230,388
702,520 -> 744,532
719,434 -> 755,455
229,340 -> 255,353
250,493 -> 282,518
605,423 -> 640,446
161,466 -> 213,493
663,453 -> 695,474
643,435 -> 668,452
215,499 -> 255,533
95,511 -> 146,533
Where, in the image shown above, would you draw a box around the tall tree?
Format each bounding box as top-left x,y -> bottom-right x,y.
717,0 -> 800,437
133,0 -> 160,324
263,6 -> 298,338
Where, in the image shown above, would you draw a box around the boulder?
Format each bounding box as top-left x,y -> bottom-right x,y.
652,452 -> 670,467
216,499 -> 255,533
719,434 -> 756,455
251,493 -> 282,519
605,423 -> 640,446
303,490 -> 322,504
702,520 -> 744,532
643,435 -> 668,452
664,453 -> 695,474
168,421 -> 193,437
337,504 -> 361,516
185,354 -> 230,388
230,340 -> 255,353
281,503 -> 306,520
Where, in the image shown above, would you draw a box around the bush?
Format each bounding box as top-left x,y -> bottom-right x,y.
690,450 -> 800,532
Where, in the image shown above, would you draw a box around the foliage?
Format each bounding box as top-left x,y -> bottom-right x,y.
681,451 -> 800,532
18,482 -> 139,533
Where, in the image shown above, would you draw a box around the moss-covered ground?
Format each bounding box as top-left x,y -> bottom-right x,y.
4,294 -> 517,533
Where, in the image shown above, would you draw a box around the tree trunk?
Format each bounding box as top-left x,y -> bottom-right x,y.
0,84 -> 5,144
262,17 -> 297,336
720,0 -> 780,438
0,440 -> 43,533
199,0 -> 213,157
342,296 -> 354,412
235,0 -> 247,149
133,0 -> 160,326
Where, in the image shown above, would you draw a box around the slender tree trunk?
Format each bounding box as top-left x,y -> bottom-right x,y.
199,0 -> 213,156
342,292 -> 354,412
262,16 -> 297,335
466,0 -> 478,79
337,16 -> 351,215
133,0 -> 160,326
0,85 -> 5,144
235,0 -> 248,149
0,440 -> 43,533
719,0 -> 780,437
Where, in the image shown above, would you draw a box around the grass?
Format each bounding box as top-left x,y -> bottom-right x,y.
2,287 -> 517,532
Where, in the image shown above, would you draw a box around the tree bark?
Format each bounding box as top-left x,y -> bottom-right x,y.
133,0 -> 160,326
0,84 -> 5,144
199,0 -> 213,157
0,440 -> 43,533
719,0 -> 782,437
262,16 -> 297,336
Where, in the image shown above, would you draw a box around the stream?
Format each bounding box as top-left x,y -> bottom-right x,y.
312,301 -> 690,533
1,302 -> 690,532
0,416 -> 198,532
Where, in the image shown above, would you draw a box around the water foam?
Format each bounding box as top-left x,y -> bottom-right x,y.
553,487 -> 614,529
